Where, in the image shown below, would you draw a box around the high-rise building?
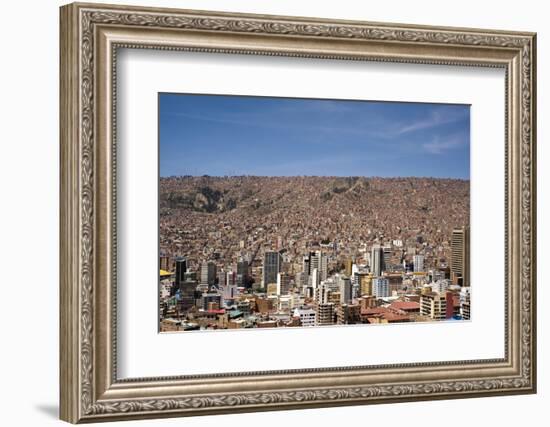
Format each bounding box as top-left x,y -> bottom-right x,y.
160,255 -> 174,272
222,282 -> 238,301
200,261 -> 217,286
237,259 -> 249,287
451,226 -> 470,287
315,283 -> 331,304
339,276 -> 352,304
226,271 -> 237,286
413,255 -> 424,272
276,272 -> 291,296
302,255 -> 310,276
383,245 -> 392,269
310,251 -> 328,282
177,279 -> 196,312
175,257 -> 187,287
352,281 -> 361,299
371,245 -> 385,277
303,251 -> 327,282
310,268 -> 320,288
217,269 -> 226,287
373,277 -> 390,298
295,271 -> 308,288
344,258 -> 353,277
263,251 -> 282,288
359,274 -> 373,296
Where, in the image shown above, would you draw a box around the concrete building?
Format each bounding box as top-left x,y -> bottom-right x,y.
303,251 -> 327,282
160,255 -> 174,273
432,279 -> 450,294
359,274 -> 373,296
413,254 -> 424,272
344,258 -> 353,277
336,304 -> 361,325
295,271 -> 308,288
200,261 -> 217,286
316,303 -> 335,326
226,271 -> 237,286
460,286 -> 471,320
420,291 -> 447,320
266,282 -> 278,296
310,251 -> 328,282
315,282 -> 331,305
278,295 -> 292,312
222,282 -> 238,302
373,277 -> 390,298
293,307 -> 316,327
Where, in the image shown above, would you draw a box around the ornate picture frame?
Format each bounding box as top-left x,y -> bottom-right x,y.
60,2 -> 536,423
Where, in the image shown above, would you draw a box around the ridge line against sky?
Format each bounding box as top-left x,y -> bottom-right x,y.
159,93 -> 470,179
159,175 -> 470,181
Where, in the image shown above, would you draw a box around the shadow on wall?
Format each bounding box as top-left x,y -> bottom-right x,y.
35,404 -> 58,419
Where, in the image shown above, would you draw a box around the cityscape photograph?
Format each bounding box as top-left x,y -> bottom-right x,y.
158,93 -> 471,333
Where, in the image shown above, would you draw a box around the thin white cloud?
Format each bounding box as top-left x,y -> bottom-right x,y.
422,134 -> 467,154
395,108 -> 467,135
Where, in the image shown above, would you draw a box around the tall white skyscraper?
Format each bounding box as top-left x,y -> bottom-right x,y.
309,251 -> 328,282
200,261 -> 217,286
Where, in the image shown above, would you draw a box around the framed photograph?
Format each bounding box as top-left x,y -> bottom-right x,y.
60,2 -> 537,423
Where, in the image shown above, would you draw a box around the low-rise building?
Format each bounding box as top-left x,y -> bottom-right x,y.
293,307 -> 316,327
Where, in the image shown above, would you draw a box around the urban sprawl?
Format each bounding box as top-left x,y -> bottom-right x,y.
159,176 -> 470,332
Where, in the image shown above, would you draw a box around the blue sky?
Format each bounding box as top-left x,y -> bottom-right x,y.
159,93 -> 470,179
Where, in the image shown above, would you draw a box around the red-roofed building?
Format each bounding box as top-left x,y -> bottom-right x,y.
389,301 -> 420,314
360,306 -> 412,324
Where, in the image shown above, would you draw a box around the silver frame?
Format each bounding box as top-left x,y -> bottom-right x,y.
60,2 -> 536,423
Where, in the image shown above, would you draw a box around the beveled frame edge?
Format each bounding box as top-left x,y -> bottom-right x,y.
59,2 -> 536,423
